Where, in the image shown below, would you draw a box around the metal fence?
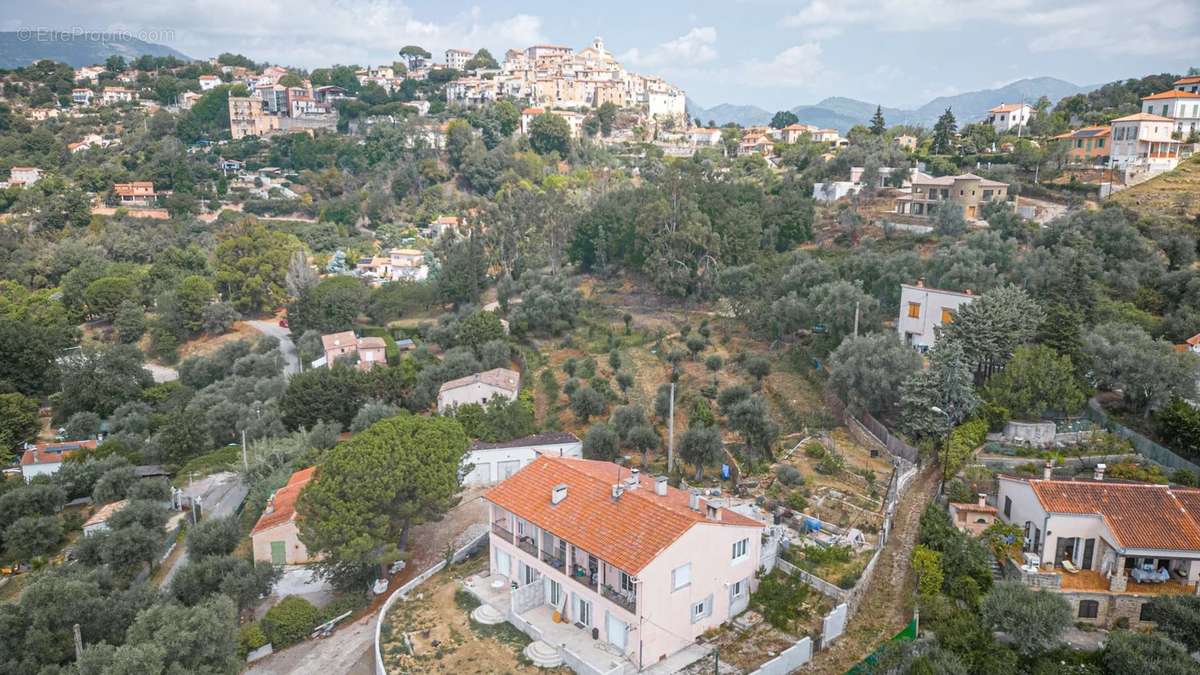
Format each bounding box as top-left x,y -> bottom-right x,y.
1084,399 -> 1200,474
825,391 -> 920,465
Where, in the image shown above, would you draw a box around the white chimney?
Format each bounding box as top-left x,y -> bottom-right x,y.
706,501 -> 723,521
264,495 -> 275,515
611,484 -> 624,501
1043,461 -> 1053,480
977,494 -> 987,508
688,489 -> 701,511
626,468 -> 640,489
551,483 -> 568,505
654,476 -> 668,496
1094,464 -> 1106,482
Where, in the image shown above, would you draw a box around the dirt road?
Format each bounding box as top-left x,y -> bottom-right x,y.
805,466 -> 938,674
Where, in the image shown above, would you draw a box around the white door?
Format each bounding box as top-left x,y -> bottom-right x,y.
575,597 -> 592,627
606,612 -> 627,651
498,460 -> 521,480
496,549 -> 511,578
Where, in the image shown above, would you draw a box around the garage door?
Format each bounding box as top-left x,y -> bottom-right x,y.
498,460 -> 522,480
465,461 -> 491,485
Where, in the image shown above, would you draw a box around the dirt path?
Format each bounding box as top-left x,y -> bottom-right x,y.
805,466 -> 938,674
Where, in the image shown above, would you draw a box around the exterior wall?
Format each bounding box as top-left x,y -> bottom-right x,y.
252,521 -> 312,564
948,505 -> 996,536
463,441 -> 583,485
1063,592 -> 1159,629
437,383 -> 517,413
895,284 -> 974,351
987,105 -> 1032,132
358,346 -> 386,369
21,461 -> 64,482
1110,120 -> 1180,173
997,477 -> 1049,557
636,522 -> 761,667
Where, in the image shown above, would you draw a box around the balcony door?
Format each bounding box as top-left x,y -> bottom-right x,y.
606,612 -> 628,651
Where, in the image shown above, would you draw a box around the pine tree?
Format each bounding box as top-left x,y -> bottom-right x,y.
870,105 -> 886,135
932,107 -> 957,154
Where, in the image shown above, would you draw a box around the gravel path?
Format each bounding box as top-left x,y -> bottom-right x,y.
247,320 -> 300,376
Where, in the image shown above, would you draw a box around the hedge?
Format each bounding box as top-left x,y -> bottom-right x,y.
262,596 -> 319,648
946,418 -> 989,477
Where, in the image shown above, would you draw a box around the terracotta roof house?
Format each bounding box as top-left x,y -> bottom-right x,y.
251,466 -> 318,565
437,368 -> 520,413
476,456 -> 764,671
113,181 -> 157,207
1055,126 -> 1111,166
20,440 -> 96,481
997,472 -> 1200,627
83,499 -> 129,536
948,494 -> 998,535
986,102 -> 1033,132
318,331 -> 387,371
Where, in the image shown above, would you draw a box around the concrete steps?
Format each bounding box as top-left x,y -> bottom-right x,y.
524,640 -> 563,668
470,604 -> 505,625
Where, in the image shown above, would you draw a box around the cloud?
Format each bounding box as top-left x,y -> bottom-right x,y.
16,1 -> 548,68
620,27 -> 718,69
740,43 -> 826,88
783,0 -> 1199,56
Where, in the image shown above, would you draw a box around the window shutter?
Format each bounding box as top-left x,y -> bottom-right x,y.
704,594 -> 714,618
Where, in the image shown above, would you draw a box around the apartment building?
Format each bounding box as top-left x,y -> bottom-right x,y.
986,103 -> 1033,132
480,457 -> 763,670
896,281 -> 975,351
101,87 -> 136,105
446,48 -> 474,70
228,96 -> 282,139
1109,113 -> 1180,177
71,88 -> 94,106
1141,89 -> 1200,137
893,171 -> 1009,220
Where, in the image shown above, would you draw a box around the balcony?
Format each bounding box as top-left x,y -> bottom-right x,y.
601,584 -> 637,614
541,545 -> 567,572
491,521 -> 514,542
516,534 -> 538,558
568,563 -> 598,591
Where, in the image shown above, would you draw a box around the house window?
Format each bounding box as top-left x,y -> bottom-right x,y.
671,563 -> 691,591
1003,496 -> 1012,518
1139,602 -> 1155,622
692,599 -> 707,619
940,308 -> 955,324
732,578 -> 746,598
907,302 -> 921,319
619,571 -> 635,593
1078,600 -> 1099,619
732,538 -> 748,562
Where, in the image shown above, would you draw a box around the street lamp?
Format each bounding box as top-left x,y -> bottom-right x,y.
931,406 -> 951,495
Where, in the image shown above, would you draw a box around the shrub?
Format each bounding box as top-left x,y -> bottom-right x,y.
803,441 -> 825,459
776,465 -> 803,486
262,596 -> 320,648
749,570 -> 811,632
815,452 -> 844,475
238,623 -> 268,657
785,491 -> 807,511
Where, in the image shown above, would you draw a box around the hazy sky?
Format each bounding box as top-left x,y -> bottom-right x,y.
7,1 -> 1199,110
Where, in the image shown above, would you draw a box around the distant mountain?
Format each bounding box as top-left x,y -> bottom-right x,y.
691,77 -> 1096,133
0,31 -> 189,69
687,98 -> 771,127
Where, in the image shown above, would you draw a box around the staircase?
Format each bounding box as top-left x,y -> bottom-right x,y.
987,551 -> 1004,582
524,641 -> 564,668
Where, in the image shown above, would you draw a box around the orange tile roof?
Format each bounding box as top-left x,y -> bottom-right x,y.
989,103 -> 1028,113
485,456 -> 761,574
1173,76 -> 1200,86
439,368 -> 519,394
1028,479 -> 1200,551
21,440 -> 96,465
1186,333 -> 1200,348
1142,90 -> 1200,100
1111,112 -> 1175,123
84,499 -> 128,528
251,466 -> 316,535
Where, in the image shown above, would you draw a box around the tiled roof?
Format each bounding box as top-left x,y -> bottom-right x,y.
21,440 -> 96,465
321,330 -> 357,351
251,466 -> 316,535
950,502 -> 998,514
1029,479 -> 1200,551
357,336 -> 386,349
1143,90 -> 1200,100
1186,333 -> 1200,348
471,432 -> 580,451
989,103 -> 1028,113
1175,76 -> 1200,86
1056,126 -> 1110,140
439,368 -> 520,394
1111,112 -> 1175,123
84,499 -> 128,528
485,456 -> 761,573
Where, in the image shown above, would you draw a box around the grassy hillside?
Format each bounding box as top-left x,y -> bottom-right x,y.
1111,155 -> 1200,222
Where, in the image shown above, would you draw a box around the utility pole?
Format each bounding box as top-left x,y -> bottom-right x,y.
667,382 -> 676,474
241,430 -> 249,471
73,624 -> 83,664
853,301 -> 860,338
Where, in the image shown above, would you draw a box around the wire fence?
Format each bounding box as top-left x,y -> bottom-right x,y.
1084,399 -> 1200,474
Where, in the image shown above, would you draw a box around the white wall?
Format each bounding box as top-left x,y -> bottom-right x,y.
21,462 -> 64,482
463,441 -> 582,486
895,285 -> 974,351
437,383 -> 517,413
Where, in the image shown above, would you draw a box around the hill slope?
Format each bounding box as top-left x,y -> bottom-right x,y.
694,77 -> 1095,132
1110,156 -> 1200,222
0,31 -> 189,68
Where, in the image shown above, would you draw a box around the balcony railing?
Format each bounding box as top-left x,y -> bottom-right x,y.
568,564 -> 598,591
541,547 -> 567,571
491,521 -> 514,541
516,535 -> 538,557
601,584 -> 636,614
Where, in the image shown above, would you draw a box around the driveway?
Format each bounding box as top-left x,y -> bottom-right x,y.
248,320 -> 300,376
144,362 -> 179,383
246,492 -> 489,675
255,566 -> 336,620
159,472 -> 248,588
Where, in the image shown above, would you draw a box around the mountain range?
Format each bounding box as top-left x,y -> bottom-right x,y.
687,77 -> 1097,132
0,31 -> 190,69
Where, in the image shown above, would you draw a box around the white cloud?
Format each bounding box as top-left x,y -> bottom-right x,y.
783,0 -> 1199,56
19,1 -> 548,68
740,43 -> 826,88
620,27 -> 718,69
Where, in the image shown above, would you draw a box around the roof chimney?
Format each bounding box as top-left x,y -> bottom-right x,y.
916,277 -> 925,288
611,484 -> 624,501
705,501 -> 723,521
1043,461 -> 1053,481
1094,464 -> 1106,482
626,468 -> 640,489
551,483 -> 568,505
688,489 -> 701,511
265,495 -> 275,515
654,476 -> 668,496
978,494 -> 987,508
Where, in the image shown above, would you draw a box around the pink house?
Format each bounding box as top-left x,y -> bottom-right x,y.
476,456 -> 763,671
320,331 -> 387,371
